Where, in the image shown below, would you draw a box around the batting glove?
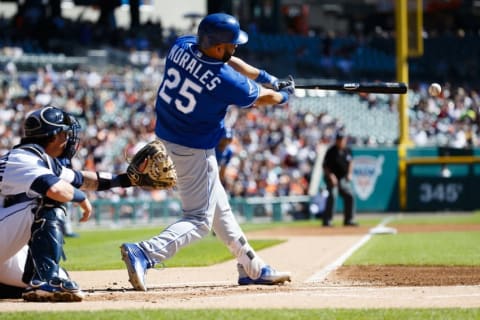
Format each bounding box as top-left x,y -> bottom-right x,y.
256,70 -> 279,90
278,75 -> 295,105
278,75 -> 295,95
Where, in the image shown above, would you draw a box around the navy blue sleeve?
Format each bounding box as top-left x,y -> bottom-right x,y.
31,174 -> 62,195
71,170 -> 84,188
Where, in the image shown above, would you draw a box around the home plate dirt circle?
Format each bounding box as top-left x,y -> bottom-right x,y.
2,224 -> 480,311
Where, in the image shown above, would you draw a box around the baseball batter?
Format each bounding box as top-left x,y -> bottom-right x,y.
121,13 -> 294,290
0,106 -> 133,301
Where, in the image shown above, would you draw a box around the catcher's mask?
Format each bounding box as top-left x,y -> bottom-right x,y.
23,105 -> 81,159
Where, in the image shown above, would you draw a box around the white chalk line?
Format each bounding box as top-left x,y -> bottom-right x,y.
305,216 -> 395,283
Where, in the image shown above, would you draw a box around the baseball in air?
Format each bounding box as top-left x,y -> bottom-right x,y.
428,83 -> 442,97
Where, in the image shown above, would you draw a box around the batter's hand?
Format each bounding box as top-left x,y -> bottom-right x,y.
268,75 -> 280,90
78,198 -> 92,222
278,75 -> 295,94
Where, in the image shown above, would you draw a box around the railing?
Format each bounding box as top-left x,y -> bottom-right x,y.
234,195 -> 312,222
84,195 -> 313,226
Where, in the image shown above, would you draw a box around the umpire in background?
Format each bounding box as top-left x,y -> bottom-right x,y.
322,130 -> 358,227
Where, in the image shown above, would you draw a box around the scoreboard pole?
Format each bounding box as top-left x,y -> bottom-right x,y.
396,0 -> 424,210
396,0 -> 410,210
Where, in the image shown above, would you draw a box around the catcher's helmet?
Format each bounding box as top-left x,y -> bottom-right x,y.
23,106 -> 81,159
24,106 -> 71,138
197,13 -> 248,48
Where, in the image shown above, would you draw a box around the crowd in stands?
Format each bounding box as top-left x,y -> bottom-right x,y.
409,83 -> 480,148
1,61 -> 480,210
0,63 -> 318,203
0,3 -> 177,57
0,6 -> 479,224
1,2 -> 480,203
1,5 -> 480,83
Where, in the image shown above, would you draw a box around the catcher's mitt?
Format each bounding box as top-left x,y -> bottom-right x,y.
127,140 -> 177,189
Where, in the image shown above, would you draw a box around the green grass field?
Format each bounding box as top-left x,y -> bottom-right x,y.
389,212 -> 480,225
346,232 -> 480,266
2,308 -> 480,320
2,212 -> 480,319
61,213 -> 480,270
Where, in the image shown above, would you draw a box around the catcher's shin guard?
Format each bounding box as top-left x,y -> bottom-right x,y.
28,205 -> 66,284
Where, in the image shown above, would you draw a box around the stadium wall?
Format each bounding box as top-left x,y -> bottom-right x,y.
342,146 -> 480,213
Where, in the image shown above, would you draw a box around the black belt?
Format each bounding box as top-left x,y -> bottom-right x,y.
3,193 -> 34,208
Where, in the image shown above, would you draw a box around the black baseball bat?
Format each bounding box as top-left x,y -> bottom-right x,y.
294,82 -> 408,94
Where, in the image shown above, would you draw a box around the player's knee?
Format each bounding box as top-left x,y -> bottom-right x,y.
196,221 -> 212,237
185,212 -> 213,237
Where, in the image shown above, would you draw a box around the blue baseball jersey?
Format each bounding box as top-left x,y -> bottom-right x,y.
155,35 -> 260,149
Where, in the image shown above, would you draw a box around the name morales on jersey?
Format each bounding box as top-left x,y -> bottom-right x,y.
168,44 -> 221,91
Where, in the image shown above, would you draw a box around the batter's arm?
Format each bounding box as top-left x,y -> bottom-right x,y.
254,87 -> 288,107
228,56 -> 261,80
228,57 -> 279,89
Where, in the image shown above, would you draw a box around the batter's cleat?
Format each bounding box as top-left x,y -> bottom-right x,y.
120,243 -> 150,291
237,263 -> 291,285
22,278 -> 84,302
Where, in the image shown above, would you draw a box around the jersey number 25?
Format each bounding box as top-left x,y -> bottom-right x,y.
158,68 -> 202,114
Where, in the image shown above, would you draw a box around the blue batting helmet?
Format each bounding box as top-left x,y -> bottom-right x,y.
197,13 -> 248,48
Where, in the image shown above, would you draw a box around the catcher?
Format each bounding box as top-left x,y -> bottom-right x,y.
0,105 -> 176,302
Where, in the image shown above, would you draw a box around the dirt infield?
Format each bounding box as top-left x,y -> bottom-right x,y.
1,223 -> 480,311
